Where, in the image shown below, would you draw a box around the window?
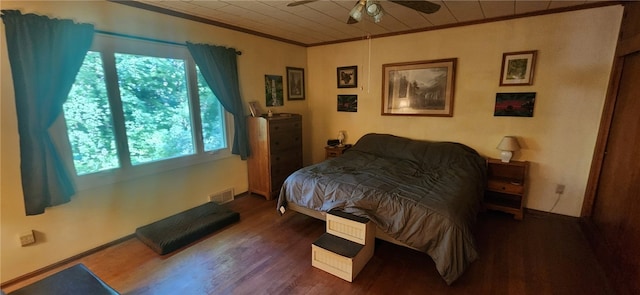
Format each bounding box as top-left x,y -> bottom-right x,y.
198,69 -> 227,152
62,36 -> 229,186
116,53 -> 195,165
64,51 -> 119,175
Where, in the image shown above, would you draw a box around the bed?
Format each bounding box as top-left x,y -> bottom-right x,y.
276,133 -> 487,285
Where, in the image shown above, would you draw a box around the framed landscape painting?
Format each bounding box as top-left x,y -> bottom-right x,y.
500,51 -> 537,86
494,92 -> 536,117
382,58 -> 457,116
265,75 -> 283,106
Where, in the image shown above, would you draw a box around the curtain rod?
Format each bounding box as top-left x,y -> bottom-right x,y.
95,29 -> 242,55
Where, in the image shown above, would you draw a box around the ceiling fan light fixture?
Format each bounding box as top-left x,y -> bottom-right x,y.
365,0 -> 384,23
365,0 -> 380,15
372,8 -> 384,23
349,0 -> 366,21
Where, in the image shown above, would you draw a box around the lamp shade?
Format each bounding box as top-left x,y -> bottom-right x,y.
496,136 -> 520,162
497,136 -> 520,151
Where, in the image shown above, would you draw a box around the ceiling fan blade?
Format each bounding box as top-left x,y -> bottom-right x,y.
390,0 -> 440,14
287,0 -> 318,7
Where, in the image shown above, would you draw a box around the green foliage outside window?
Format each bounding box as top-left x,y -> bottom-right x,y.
63,49 -> 227,176
64,51 -> 119,175
198,70 -> 225,152
116,53 -> 194,165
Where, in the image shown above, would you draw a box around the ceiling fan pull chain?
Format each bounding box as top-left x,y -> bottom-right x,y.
367,35 -> 371,94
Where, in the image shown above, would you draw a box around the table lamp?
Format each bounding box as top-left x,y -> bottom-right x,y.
497,136 -> 520,163
337,131 -> 345,147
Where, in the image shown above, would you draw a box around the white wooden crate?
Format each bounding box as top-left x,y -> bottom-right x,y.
311,233 -> 374,282
311,210 -> 375,282
326,210 -> 375,245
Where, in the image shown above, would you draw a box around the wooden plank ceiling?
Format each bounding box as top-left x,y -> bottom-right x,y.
126,0 -> 614,46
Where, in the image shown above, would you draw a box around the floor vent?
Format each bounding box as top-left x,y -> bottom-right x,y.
209,188 -> 235,204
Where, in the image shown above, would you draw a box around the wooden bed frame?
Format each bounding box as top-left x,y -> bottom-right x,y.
287,203 -> 420,251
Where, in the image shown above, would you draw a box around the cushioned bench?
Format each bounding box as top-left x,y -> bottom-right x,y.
135,202 -> 240,255
7,264 -> 119,295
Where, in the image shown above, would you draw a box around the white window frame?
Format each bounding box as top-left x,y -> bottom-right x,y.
59,34 -> 233,191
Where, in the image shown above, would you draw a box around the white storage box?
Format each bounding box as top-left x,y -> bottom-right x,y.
311,210 -> 375,282
326,210 -> 375,245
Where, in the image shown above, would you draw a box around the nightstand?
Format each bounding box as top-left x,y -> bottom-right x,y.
484,158 -> 529,220
325,145 -> 351,159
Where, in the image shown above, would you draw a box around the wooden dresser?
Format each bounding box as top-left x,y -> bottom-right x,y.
247,114 -> 302,200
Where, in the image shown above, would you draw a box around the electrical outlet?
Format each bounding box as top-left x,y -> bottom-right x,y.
19,230 -> 36,246
555,184 -> 565,194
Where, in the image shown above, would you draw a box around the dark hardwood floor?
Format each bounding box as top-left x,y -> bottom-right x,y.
3,195 -> 614,294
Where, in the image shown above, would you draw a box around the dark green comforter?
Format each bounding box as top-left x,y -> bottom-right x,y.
277,133 -> 487,284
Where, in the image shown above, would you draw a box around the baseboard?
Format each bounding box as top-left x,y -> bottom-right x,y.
1,192 -> 251,288
0,234 -> 134,288
524,208 -> 580,221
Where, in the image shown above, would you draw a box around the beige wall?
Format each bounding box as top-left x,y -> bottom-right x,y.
0,1 -> 307,282
306,6 -> 622,217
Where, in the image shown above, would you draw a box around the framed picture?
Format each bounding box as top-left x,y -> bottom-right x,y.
337,95 -> 357,112
264,75 -> 283,106
286,67 -> 305,100
499,50 -> 537,86
248,101 -> 261,117
337,66 -> 357,88
494,92 -> 536,117
382,58 -> 456,117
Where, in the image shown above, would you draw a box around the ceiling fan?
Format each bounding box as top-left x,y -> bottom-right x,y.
287,0 -> 440,24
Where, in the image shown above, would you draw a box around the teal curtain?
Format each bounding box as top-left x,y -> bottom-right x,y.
2,10 -> 94,215
186,42 -> 250,159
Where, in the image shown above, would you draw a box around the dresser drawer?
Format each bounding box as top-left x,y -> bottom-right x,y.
326,149 -> 342,158
487,180 -> 524,194
271,151 -> 302,173
270,131 -> 302,152
271,167 -> 299,191
269,118 -> 302,134
271,151 -> 302,186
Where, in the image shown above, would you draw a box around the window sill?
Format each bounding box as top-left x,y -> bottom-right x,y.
74,148 -> 233,191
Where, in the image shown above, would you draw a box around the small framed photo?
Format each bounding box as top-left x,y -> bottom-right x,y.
286,67 -> 305,100
248,101 -> 261,117
337,66 -> 357,88
494,92 -> 536,117
382,58 -> 456,117
500,50 -> 537,86
337,95 -> 357,112
265,75 -> 283,106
